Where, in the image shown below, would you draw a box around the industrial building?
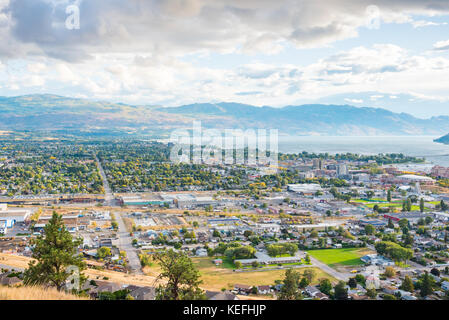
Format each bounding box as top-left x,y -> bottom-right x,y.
287,183 -> 322,195
0,204 -> 32,234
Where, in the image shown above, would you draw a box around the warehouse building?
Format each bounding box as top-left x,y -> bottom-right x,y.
0,204 -> 32,234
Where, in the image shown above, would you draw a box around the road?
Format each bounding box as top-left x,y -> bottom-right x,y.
95,154 -> 142,274
308,256 -> 351,282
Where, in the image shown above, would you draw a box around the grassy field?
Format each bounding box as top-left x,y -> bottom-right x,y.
353,199 -> 431,212
144,256 -> 336,291
192,257 -> 336,290
307,248 -> 373,268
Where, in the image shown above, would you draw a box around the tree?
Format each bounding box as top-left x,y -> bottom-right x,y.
400,275 -> 414,292
387,218 -> 394,229
333,281 -> 348,300
234,261 -> 242,269
387,189 -> 392,202
152,249 -> 205,300
251,261 -> 259,268
299,277 -> 309,289
97,247 -> 112,259
419,272 -> 435,297
278,269 -> 302,300
319,278 -> 332,295
366,288 -> 377,299
348,277 -> 357,289
304,254 -> 311,264
23,212 -> 86,291
355,274 -> 365,286
406,198 -> 412,212
398,218 -> 409,230
365,224 -> 375,235
384,266 -> 396,278
430,268 -> 440,277
420,198 -> 425,213
303,269 -> 316,284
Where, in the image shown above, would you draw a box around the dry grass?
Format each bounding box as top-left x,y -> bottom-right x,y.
0,285 -> 88,300
0,253 -> 159,288
144,257 -> 337,292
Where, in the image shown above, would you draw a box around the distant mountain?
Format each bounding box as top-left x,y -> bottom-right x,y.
435,133 -> 449,144
158,102 -> 449,136
1,94 -> 449,137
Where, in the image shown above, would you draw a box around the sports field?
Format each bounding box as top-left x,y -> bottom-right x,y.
307,248 -> 373,267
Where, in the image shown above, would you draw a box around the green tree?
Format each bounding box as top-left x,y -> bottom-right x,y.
319,278 -> 332,295
406,198 -> 412,212
304,254 -> 311,264
398,218 -> 409,230
23,212 -> 86,291
400,275 -> 414,292
365,224 -> 375,235
419,198 -> 425,213
299,277 -> 309,289
348,277 -> 357,289
366,288 -> 377,299
387,218 -> 394,229
303,269 -> 316,284
97,246 -> 112,259
419,272 -> 435,297
152,249 -> 205,300
387,190 -> 392,202
333,281 -> 348,300
278,269 -> 302,300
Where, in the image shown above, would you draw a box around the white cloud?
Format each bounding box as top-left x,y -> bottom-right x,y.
345,98 -> 363,104
433,39 -> 449,51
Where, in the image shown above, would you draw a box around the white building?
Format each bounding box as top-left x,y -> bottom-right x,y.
0,204 -> 32,232
287,184 -> 322,194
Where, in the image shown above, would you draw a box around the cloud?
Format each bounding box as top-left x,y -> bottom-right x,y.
0,0 -> 449,62
344,98 -> 363,104
433,39 -> 449,51
412,20 -> 447,28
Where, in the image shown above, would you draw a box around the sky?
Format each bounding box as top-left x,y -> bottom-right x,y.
1,0 -> 449,118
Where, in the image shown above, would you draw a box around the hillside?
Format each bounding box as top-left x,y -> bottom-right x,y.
435,133 -> 449,144
1,94 -> 449,137
0,285 -> 87,300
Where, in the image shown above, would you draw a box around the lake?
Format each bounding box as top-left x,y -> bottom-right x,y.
277,136 -> 449,167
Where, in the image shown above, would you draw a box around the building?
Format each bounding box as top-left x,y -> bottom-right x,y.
287,184 -> 322,195
361,254 -> 394,266
337,164 -> 349,177
120,196 -> 172,207
397,174 -> 435,185
36,214 -> 79,232
0,204 -> 32,233
313,159 -> 323,170
431,166 -> 449,179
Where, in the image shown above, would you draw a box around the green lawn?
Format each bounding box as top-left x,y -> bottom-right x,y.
307,248 -> 373,267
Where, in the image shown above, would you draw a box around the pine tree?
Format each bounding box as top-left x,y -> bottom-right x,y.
419,272 -> 435,297
400,275 -> 414,292
23,212 -> 86,291
420,198 -> 425,213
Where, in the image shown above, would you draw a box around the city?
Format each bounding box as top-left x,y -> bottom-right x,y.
0,139 -> 448,301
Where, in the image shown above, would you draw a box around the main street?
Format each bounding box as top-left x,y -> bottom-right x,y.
95,154 -> 143,274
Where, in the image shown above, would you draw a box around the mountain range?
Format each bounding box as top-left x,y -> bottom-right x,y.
1,94 -> 449,137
